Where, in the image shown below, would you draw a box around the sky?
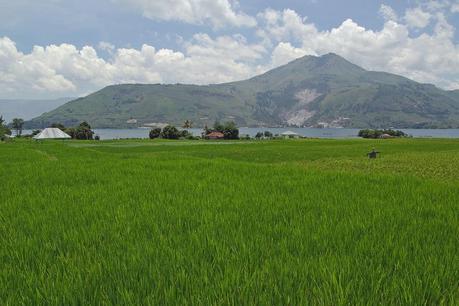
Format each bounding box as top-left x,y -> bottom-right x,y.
0,0 -> 458,99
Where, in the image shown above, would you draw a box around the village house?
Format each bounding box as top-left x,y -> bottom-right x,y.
206,131 -> 225,140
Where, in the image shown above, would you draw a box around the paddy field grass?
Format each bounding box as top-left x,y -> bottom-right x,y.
1,138 -> 458,304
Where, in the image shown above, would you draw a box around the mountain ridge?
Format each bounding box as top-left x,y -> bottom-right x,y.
26,53 -> 459,129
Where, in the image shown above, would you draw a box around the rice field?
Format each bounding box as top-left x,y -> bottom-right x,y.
1,138 -> 458,304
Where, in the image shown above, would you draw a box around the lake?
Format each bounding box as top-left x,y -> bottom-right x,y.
85,128 -> 459,140
20,128 -> 459,140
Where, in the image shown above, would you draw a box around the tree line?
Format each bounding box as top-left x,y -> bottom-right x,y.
358,129 -> 408,139
150,121 -> 240,140
50,122 -> 96,140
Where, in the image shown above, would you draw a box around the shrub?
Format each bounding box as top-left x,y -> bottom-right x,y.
180,130 -> 192,138
149,128 -> 162,139
63,122 -> 95,140
358,129 -> 407,139
212,121 -> 239,140
73,122 -> 94,140
0,116 -> 11,141
161,125 -> 180,139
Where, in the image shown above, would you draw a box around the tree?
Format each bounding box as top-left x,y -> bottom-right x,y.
149,128 -> 162,139
222,121 -> 239,140
0,116 -> 12,140
179,130 -> 192,138
182,120 -> 193,129
213,121 -> 225,133
70,122 -> 94,140
211,121 -> 239,140
11,118 -> 24,136
264,131 -> 273,138
160,125 -> 180,139
202,124 -> 210,137
255,132 -> 264,139
358,129 -> 407,139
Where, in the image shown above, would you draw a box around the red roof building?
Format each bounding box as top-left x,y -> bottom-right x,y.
206,131 -> 225,139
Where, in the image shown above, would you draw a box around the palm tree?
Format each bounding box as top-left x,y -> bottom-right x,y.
182,120 -> 193,129
11,118 -> 25,136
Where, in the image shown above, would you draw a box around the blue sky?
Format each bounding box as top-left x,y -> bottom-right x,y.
0,0 -> 458,98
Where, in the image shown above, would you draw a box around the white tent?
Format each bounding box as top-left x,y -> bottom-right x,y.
33,128 -> 71,140
281,131 -> 301,138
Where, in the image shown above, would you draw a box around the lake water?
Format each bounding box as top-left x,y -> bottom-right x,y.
86,128 -> 459,140
21,128 -> 459,140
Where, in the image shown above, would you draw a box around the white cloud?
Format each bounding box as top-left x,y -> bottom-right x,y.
379,4 -> 398,22
256,9 -> 318,46
114,0 -> 256,28
270,42 -> 309,67
98,41 -> 115,54
1,4 -> 459,99
0,35 -> 265,98
256,8 -> 459,90
404,8 -> 432,28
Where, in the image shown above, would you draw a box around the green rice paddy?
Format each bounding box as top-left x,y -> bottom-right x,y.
1,138 -> 458,304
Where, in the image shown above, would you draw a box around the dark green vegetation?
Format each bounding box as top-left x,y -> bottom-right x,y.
0,116 -> 12,140
207,121 -> 239,139
51,122 -> 95,140
358,129 -> 407,139
10,118 -> 25,136
27,53 -> 459,129
1,138 -> 458,304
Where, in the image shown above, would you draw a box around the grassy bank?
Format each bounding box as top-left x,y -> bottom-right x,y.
1,138 -> 458,304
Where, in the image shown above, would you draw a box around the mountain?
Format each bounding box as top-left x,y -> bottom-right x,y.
26,54 -> 459,129
0,98 -> 73,123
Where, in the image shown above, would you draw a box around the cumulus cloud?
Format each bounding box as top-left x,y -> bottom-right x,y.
404,8 -> 432,28
0,35 -> 266,98
256,8 -> 459,90
256,9 -> 318,46
114,0 -> 256,28
98,41 -> 116,54
270,42 -> 309,67
1,4 -> 459,98
379,4 -> 399,22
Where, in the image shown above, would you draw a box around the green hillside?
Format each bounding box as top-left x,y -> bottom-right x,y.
27,53 -> 459,128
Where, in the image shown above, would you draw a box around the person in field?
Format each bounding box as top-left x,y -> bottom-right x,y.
367,148 -> 380,159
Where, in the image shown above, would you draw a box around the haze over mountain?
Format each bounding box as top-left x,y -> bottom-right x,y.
27,54 -> 459,129
0,98 -> 73,123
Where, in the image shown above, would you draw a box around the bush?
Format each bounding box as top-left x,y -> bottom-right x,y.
0,116 -> 11,141
213,121 -> 239,140
73,122 -> 94,140
149,128 -> 162,139
358,129 -> 407,139
180,130 -> 192,138
11,118 -> 24,136
63,122 -> 95,140
161,125 -> 180,139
